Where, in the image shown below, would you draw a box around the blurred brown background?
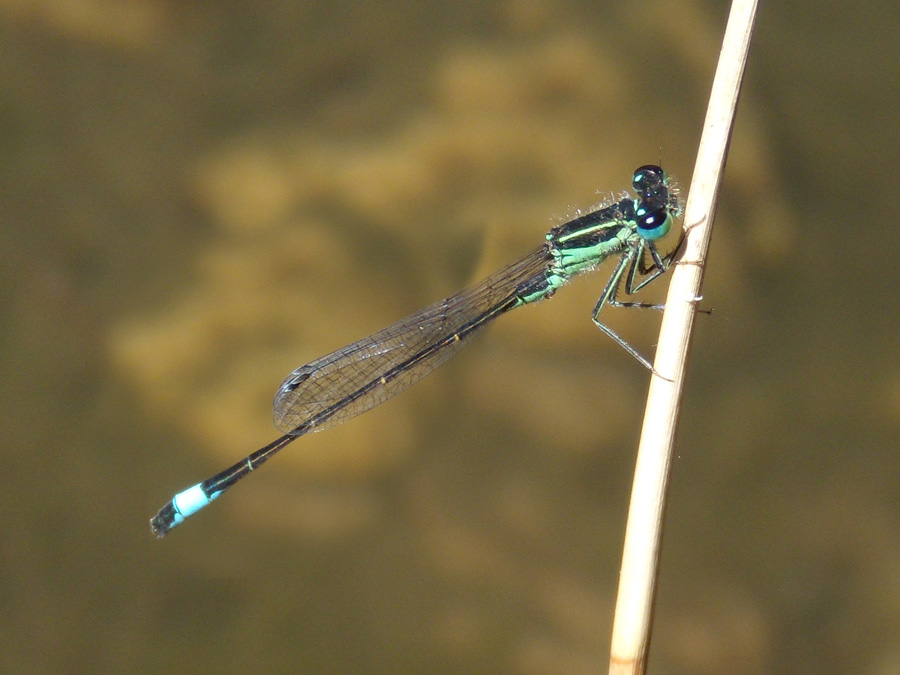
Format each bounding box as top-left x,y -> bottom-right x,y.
2,1 -> 899,673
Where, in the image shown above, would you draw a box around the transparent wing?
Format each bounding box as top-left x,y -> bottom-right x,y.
273,246 -> 552,434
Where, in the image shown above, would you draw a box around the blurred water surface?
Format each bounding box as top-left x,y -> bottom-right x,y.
2,1 -> 899,673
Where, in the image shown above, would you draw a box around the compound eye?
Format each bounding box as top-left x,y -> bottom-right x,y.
632,165 -> 665,193
636,206 -> 672,241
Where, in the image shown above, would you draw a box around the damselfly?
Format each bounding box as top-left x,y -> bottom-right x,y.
150,165 -> 682,537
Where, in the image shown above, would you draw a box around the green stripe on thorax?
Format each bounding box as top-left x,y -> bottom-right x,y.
514,199 -> 640,305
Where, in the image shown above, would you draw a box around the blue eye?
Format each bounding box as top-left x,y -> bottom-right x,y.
636,206 -> 672,241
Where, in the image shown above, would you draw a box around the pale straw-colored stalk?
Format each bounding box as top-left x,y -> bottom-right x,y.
608,1 -> 759,672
